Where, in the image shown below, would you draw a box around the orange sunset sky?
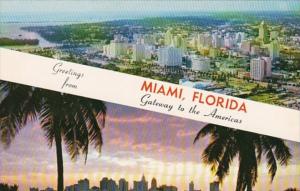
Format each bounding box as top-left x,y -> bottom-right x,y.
0,103 -> 300,191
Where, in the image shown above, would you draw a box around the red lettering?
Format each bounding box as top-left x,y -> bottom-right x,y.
216,97 -> 224,108
141,81 -> 152,92
206,95 -> 216,105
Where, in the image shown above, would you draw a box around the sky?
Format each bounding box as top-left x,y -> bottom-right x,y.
1,0 -> 300,13
0,102 -> 300,191
1,0 -> 299,24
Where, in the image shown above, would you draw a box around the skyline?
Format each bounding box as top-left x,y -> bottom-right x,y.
1,103 -> 300,191
34,175 -> 214,191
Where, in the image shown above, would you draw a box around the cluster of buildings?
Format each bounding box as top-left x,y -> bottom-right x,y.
30,176 -> 220,191
99,20 -> 300,110
102,34 -> 154,62
197,21 -> 282,82
189,21 -> 281,81
101,21 -> 282,82
30,187 -> 54,191
248,21 -> 280,81
102,35 -> 129,59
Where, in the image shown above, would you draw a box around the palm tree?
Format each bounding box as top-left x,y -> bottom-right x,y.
194,124 -> 292,191
0,183 -> 18,191
0,82 -> 106,191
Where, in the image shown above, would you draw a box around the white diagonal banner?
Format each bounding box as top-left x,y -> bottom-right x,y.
0,48 -> 299,142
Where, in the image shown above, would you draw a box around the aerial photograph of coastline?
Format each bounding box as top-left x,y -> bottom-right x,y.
0,1 -> 300,191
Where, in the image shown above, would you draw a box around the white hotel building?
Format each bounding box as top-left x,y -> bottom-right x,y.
250,57 -> 272,81
132,42 -> 146,62
103,35 -> 128,58
132,38 -> 153,62
158,46 -> 182,67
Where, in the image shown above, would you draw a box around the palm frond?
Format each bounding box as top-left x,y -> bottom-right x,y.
261,138 -> 278,182
264,136 -> 292,166
0,82 -> 39,146
216,138 -> 238,183
193,124 -> 217,144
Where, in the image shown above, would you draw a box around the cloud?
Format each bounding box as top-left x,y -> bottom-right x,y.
176,129 -> 198,137
106,115 -> 163,124
1,103 -> 300,191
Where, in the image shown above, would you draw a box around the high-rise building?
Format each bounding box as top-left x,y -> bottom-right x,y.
240,40 -> 251,55
259,21 -> 269,44
65,184 -> 80,191
159,185 -> 177,191
78,178 -> 89,191
107,179 -> 118,191
189,181 -> 194,191
133,175 -> 148,191
158,46 -> 182,67
197,33 -> 212,48
224,35 -> 234,49
44,187 -> 54,191
119,178 -> 129,191
144,45 -> 154,60
212,34 -> 223,48
100,178 -> 117,191
250,57 -> 272,81
190,36 -> 198,49
103,35 -> 128,58
149,178 -> 157,191
65,185 -> 74,191
251,58 -> 265,81
165,29 -> 173,46
151,178 -> 157,190
143,34 -> 157,45
132,42 -> 146,62
29,187 -> 39,191
235,32 -> 246,43
250,45 -> 261,56
269,40 -> 280,60
172,35 -> 187,53
209,181 -> 219,191
133,34 -> 143,43
100,177 -> 109,191
191,56 -> 210,72
91,186 -> 100,191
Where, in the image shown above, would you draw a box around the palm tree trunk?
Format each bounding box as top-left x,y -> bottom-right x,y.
236,159 -> 246,191
55,131 -> 64,191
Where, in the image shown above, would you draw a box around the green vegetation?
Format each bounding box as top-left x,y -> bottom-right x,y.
0,37 -> 38,46
213,12 -> 258,22
135,17 -> 182,28
23,23 -> 113,44
29,48 -> 56,58
248,92 -> 281,105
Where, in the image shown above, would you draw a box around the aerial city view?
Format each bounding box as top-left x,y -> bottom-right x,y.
1,1 -> 300,191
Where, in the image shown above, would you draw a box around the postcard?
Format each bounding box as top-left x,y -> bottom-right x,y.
0,1 -> 300,191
